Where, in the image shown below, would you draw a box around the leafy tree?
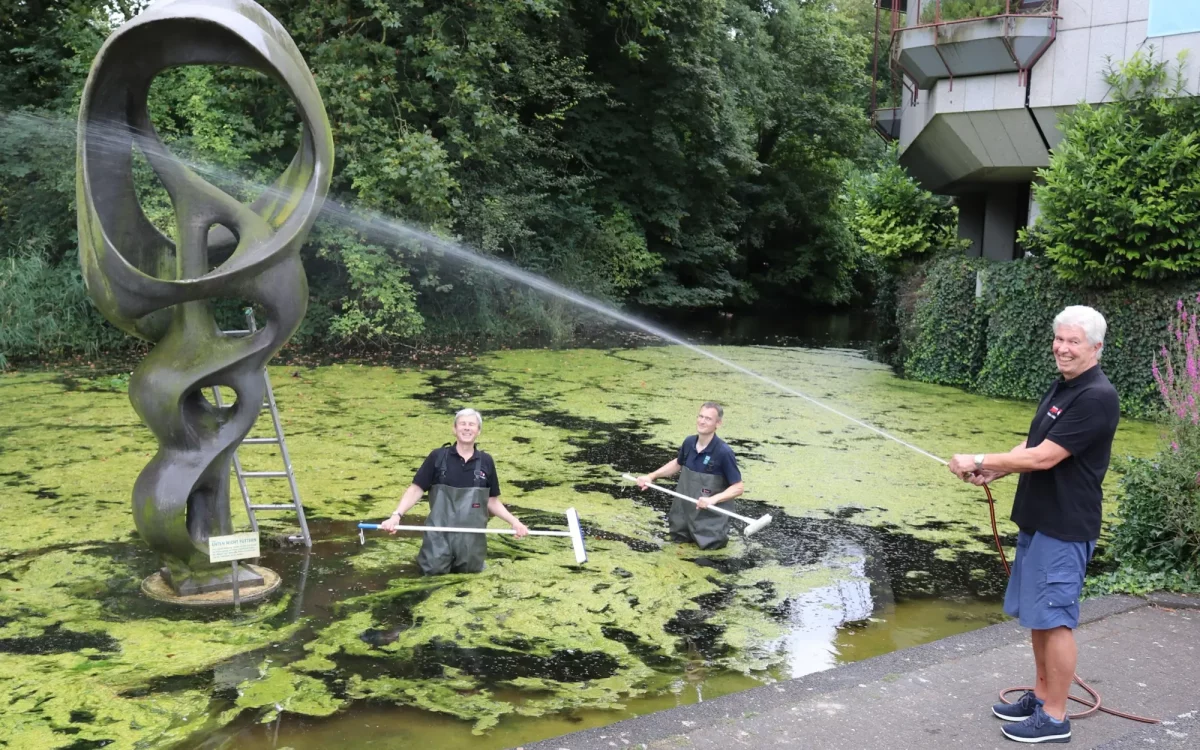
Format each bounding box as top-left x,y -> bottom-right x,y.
1022,51 -> 1200,286
0,0 -> 878,360
725,0 -> 872,307
846,148 -> 964,262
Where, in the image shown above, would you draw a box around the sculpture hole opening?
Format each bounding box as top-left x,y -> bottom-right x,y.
209,386 -> 239,410
213,299 -> 261,334
130,146 -> 177,246
146,65 -> 302,202
206,222 -> 241,269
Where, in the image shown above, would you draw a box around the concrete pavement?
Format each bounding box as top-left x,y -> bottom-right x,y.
523,594 -> 1200,750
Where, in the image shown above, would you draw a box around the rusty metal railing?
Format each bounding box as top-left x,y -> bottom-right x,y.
891,0 -> 1059,95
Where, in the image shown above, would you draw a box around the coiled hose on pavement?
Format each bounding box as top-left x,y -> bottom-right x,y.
982,483 -> 1159,724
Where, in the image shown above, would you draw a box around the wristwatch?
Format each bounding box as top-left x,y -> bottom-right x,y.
974,454 -> 985,470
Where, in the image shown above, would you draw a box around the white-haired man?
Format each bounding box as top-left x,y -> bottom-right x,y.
948,305 -> 1119,744
380,408 -> 528,575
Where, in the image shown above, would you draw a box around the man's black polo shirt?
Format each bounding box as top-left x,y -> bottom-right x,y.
412,444 -> 501,496
1011,364 -> 1119,542
676,434 -> 742,484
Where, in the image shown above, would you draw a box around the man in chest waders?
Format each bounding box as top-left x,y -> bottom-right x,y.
379,408 -> 528,575
636,402 -> 744,549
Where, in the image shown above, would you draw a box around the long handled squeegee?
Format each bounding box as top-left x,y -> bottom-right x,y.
620,473 -> 773,536
357,507 -> 588,564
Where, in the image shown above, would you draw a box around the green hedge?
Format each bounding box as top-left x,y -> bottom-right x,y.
898,254 -> 1195,418
903,254 -> 986,387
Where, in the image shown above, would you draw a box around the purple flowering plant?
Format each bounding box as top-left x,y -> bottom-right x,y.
1152,294 -> 1200,429
1112,296 -> 1200,582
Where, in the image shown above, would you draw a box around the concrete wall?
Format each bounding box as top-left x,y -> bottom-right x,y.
897,0 -> 1200,192
958,194 -> 985,257
956,186 -> 1027,260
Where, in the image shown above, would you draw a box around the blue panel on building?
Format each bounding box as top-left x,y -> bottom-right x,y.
1149,0 -> 1200,37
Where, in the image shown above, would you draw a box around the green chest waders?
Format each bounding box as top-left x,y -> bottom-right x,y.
668,466 -> 731,550
415,449 -> 491,575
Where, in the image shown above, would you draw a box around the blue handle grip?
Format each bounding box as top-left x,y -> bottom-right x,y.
358,523 -> 382,529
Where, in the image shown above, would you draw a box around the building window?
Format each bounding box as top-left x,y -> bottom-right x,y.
1149,0 -> 1200,38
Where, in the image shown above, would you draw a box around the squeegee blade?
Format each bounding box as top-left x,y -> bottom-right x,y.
566,507 -> 588,564
743,514 -> 773,537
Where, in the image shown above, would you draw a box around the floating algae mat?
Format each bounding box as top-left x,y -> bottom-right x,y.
0,346 -> 1160,749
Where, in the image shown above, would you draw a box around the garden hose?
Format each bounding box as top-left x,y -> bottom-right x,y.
983,482 -> 1160,724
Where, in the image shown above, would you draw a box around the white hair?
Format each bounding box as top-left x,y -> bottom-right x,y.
454,408 -> 483,428
1053,305 -> 1107,357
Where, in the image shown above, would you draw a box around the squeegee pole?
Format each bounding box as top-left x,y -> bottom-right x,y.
357,524 -> 570,536
620,473 -> 754,523
359,506 -> 588,564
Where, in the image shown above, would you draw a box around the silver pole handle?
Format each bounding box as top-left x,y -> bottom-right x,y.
620,473 -> 753,524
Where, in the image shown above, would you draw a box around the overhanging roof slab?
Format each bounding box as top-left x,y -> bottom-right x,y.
896,16 -> 1055,89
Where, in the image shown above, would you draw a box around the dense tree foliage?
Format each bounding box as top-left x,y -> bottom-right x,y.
1,0 -> 875,360
846,147 -> 963,263
1022,52 -> 1200,286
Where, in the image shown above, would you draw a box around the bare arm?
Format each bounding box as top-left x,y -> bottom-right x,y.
636,459 -> 681,488
380,484 -> 424,532
964,440 -> 1028,484
697,480 -> 744,509
487,496 -> 528,538
950,439 -> 1069,483
979,440 -> 1069,474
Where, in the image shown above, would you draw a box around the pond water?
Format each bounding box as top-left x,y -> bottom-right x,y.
0,343 -> 1161,749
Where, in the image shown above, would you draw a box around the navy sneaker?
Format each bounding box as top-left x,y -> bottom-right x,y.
1001,705 -> 1071,743
993,690 -> 1041,721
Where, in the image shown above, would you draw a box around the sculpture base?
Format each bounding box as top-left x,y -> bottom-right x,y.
162,558 -> 265,595
141,565 -> 281,607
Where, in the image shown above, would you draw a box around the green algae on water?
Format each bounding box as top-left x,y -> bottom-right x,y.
235,665 -> 343,721
0,346 -> 1164,747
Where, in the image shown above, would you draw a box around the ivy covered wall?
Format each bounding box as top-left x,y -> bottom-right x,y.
893,254 -> 1194,419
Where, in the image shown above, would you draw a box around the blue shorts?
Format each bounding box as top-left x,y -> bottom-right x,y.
1003,530 -> 1096,630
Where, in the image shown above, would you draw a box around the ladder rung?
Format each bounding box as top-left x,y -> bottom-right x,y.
250,504 -> 297,510
223,329 -> 251,335
242,471 -> 288,478
242,437 -> 280,444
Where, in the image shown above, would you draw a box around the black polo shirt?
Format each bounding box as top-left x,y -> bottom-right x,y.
1011,365 -> 1119,542
677,434 -> 742,484
412,445 -> 501,496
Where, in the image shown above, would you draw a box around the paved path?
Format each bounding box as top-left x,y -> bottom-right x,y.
523,595 -> 1200,750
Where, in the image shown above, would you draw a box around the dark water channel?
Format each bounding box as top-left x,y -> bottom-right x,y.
176,311 -> 1016,750
190,522 -> 1008,748
1,311 -> 1038,750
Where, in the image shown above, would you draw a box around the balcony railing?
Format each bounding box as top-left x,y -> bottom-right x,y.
892,0 -> 1058,91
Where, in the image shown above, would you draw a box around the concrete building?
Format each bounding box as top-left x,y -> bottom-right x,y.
875,0 -> 1200,261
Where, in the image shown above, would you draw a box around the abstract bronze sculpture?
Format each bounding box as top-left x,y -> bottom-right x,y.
77,0 -> 333,595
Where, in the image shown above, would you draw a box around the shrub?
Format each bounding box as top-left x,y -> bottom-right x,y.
1021,51 -> 1200,286
890,255 -> 1198,418
1098,297 -> 1200,589
902,253 -> 986,386
0,251 -> 129,368
920,1 -> 1004,23
846,151 -> 964,263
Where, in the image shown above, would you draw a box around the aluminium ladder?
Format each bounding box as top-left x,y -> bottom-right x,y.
212,309 -> 312,548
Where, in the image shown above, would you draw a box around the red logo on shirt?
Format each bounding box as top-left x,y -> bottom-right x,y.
1048,405 -> 1061,420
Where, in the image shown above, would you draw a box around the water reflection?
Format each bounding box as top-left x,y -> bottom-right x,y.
774,540 -> 877,678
